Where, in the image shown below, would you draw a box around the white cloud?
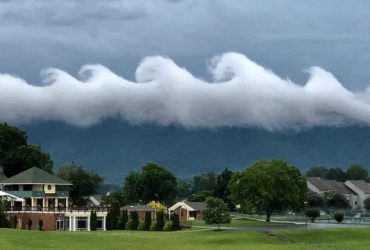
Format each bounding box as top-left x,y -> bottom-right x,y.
1,52 -> 370,131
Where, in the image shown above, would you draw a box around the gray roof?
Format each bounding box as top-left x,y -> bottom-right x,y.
0,167 -> 72,185
347,180 -> 370,194
307,177 -> 354,195
184,201 -> 207,210
122,205 -> 155,212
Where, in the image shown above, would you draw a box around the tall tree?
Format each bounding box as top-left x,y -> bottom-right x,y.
325,192 -> 350,209
57,163 -> 103,206
176,179 -> 192,199
325,167 -> 346,181
90,211 -> 97,231
203,197 -> 231,230
229,159 -> 307,222
123,163 -> 177,204
346,164 -> 368,180
192,172 -> 217,193
0,123 -> 52,177
306,166 -> 329,178
214,168 -> 234,209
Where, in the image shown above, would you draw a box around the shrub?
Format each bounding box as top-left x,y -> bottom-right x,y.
90,211 -> 97,231
171,213 -> 180,231
144,211 -> 152,231
125,219 -> 132,230
334,213 -> 344,223
306,208 -> 320,222
149,221 -> 157,231
27,218 -> 32,230
38,219 -> 43,231
12,216 -> 18,229
156,211 -> 164,231
119,210 -> 128,230
0,201 -> 9,228
163,221 -> 173,231
130,212 -> 139,230
137,222 -> 146,230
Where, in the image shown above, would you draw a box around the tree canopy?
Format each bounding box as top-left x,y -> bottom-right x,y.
123,163 -> 177,204
192,172 -> 217,193
0,123 -> 53,177
203,197 -> 231,229
57,163 -> 103,206
346,164 -> 368,180
230,159 -> 307,222
213,168 -> 234,209
306,166 -> 329,178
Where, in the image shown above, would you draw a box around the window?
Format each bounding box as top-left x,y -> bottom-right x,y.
76,217 -> 88,230
23,185 -> 32,191
97,217 -> 103,230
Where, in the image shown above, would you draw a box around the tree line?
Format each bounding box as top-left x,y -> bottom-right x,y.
306,164 -> 369,182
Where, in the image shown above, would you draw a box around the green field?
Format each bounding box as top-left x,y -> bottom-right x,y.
191,218 -> 291,227
1,227 -> 370,250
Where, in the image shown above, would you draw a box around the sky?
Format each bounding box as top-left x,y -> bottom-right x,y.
1,0 -> 370,131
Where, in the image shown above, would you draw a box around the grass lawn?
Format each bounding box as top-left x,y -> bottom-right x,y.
1,228 -> 370,250
191,218 -> 291,227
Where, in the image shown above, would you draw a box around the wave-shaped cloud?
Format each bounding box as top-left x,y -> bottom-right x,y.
1,52 -> 370,131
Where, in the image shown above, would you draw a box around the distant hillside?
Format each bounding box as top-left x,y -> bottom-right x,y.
21,120 -> 370,183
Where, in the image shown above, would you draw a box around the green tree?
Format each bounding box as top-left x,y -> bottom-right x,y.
130,211 -> 139,230
156,210 -> 165,231
203,197 -> 231,230
307,193 -> 323,208
0,201 -> 9,228
57,163 -> 103,206
364,197 -> 370,210
325,167 -> 346,182
0,123 -> 53,177
90,211 -> 97,231
144,211 -> 152,231
192,172 -> 217,193
171,213 -> 180,231
38,219 -> 43,231
326,192 -> 350,209
27,218 -> 32,230
106,202 -> 120,230
101,191 -> 126,207
305,208 -> 320,222
123,163 -> 177,204
306,166 -> 329,178
187,191 -> 213,202
176,179 -> 192,199
230,159 -> 307,222
4,145 -> 53,176
214,168 -> 234,210
119,209 -> 128,230
346,164 -> 368,180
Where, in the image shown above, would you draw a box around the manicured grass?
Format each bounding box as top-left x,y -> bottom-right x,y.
1,228 -> 370,250
191,218 -> 290,227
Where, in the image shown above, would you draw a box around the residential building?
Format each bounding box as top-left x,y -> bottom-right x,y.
0,167 -> 108,231
168,201 -> 206,221
344,180 -> 370,209
122,205 -> 156,220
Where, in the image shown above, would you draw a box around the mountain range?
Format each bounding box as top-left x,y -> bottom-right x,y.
20,120 -> 370,184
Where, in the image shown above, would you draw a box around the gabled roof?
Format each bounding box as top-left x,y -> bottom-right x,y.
122,205 -> 155,212
0,167 -> 72,185
307,177 -> 354,195
184,201 -> 207,210
346,180 -> 370,194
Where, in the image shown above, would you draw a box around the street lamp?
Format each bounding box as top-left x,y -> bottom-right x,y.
304,201 -> 308,229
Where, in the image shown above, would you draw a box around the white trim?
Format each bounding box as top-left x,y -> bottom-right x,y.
168,202 -> 195,211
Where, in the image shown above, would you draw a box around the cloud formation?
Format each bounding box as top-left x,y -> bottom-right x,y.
1,52 -> 370,131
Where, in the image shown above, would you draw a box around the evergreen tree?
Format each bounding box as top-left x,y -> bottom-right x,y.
156,210 -> 165,231
119,209 -> 128,230
130,211 -> 139,230
171,213 -> 180,231
0,201 -> 9,228
106,202 -> 120,230
38,219 -> 43,231
27,218 -> 32,230
90,211 -> 97,231
144,211 -> 152,231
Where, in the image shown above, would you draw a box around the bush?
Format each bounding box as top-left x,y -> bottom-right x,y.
163,221 -> 173,231
27,218 -> 32,230
305,208 -> 320,222
137,222 -> 146,231
119,210 -> 128,230
130,212 -> 139,230
156,211 -> 164,231
125,219 -> 132,230
90,211 -> 97,231
149,221 -> 157,231
144,211 -> 152,231
12,216 -> 17,229
38,219 -> 43,231
171,213 -> 180,231
334,213 -> 344,223
0,201 -> 9,228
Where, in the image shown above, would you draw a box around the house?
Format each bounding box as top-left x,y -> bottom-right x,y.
168,201 -> 206,221
122,205 -> 156,220
0,167 -> 108,231
344,180 -> 370,209
306,177 -> 359,208
87,195 -> 103,206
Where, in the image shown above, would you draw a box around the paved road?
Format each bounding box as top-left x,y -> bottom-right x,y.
192,222 -> 370,233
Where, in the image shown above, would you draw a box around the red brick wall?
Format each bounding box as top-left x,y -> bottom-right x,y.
8,213 -> 62,231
